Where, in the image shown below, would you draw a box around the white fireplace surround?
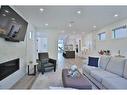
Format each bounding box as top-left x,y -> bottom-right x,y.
0,56 -> 26,89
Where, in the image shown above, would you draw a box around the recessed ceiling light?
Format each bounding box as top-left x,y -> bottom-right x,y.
69,24 -> 72,27
5,10 -> 9,13
45,23 -> 48,26
2,14 -> 6,16
40,8 -> 44,12
93,25 -> 96,28
114,14 -> 118,17
61,30 -> 65,33
77,10 -> 81,14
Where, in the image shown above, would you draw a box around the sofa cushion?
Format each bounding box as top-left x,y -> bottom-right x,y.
106,57 -> 126,76
123,60 -> 127,79
102,77 -> 127,89
99,56 -> 111,70
83,65 -> 102,75
90,70 -> 119,83
88,57 -> 99,67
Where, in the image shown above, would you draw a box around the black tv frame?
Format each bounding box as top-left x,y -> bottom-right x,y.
0,6 -> 28,42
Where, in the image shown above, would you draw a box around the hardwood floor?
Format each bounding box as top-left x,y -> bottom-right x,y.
11,74 -> 39,89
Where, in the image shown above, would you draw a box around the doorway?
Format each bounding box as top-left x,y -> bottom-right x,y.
36,37 -> 48,53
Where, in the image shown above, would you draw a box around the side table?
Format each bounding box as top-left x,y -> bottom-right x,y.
27,63 -> 38,76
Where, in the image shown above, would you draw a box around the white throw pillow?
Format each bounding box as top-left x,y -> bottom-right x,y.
99,56 -> 111,70
106,57 -> 126,76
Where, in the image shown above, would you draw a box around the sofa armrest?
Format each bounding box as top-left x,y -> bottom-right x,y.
49,58 -> 56,65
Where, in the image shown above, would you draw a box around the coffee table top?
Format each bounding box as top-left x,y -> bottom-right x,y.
62,69 -> 92,89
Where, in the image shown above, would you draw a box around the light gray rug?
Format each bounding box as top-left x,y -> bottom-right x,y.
31,62 -> 97,89
31,69 -> 63,89
31,68 -> 97,89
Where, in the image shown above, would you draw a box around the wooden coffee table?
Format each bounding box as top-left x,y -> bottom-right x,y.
62,69 -> 92,89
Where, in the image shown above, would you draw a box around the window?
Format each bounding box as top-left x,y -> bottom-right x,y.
98,32 -> 106,40
112,25 -> 127,39
29,32 -> 32,39
37,37 -> 48,52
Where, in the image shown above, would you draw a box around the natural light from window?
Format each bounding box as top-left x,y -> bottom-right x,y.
112,25 -> 127,39
98,32 -> 106,40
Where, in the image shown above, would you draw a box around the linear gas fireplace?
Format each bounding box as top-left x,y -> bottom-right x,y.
0,58 -> 19,81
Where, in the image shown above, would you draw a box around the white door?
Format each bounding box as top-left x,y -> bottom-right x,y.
37,37 -> 48,53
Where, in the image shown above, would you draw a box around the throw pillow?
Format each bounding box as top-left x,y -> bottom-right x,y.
88,57 -> 99,67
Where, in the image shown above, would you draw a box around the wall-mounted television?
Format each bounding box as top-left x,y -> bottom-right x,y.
0,6 -> 28,42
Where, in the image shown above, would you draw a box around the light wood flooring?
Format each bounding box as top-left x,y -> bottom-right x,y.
11,74 -> 39,89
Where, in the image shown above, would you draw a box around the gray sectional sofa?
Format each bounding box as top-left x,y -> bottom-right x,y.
83,56 -> 127,89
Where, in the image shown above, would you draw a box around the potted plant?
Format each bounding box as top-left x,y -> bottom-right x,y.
98,50 -> 104,55
29,61 -> 33,64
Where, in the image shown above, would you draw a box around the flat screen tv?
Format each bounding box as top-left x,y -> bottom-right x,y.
0,6 -> 28,42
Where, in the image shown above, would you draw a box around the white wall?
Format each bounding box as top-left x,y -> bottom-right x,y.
0,6 -> 36,89
83,33 -> 93,49
85,18 -> 127,57
0,37 -> 27,89
26,26 -> 36,64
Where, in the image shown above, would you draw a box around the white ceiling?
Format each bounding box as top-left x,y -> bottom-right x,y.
14,6 -> 127,33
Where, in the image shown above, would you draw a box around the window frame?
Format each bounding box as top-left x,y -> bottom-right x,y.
98,32 -> 106,41
112,25 -> 127,39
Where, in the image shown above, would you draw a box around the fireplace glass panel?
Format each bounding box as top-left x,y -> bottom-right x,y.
0,58 -> 19,81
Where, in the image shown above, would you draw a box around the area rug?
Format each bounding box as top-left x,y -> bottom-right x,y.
31,69 -> 63,89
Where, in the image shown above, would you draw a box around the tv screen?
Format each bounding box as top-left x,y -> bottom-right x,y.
0,6 -> 28,42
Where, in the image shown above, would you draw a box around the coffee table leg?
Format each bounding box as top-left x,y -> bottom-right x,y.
34,65 -> 36,75
28,65 -> 29,75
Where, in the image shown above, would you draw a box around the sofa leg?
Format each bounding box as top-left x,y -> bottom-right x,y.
41,71 -> 44,74
41,69 -> 45,74
54,67 -> 56,72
